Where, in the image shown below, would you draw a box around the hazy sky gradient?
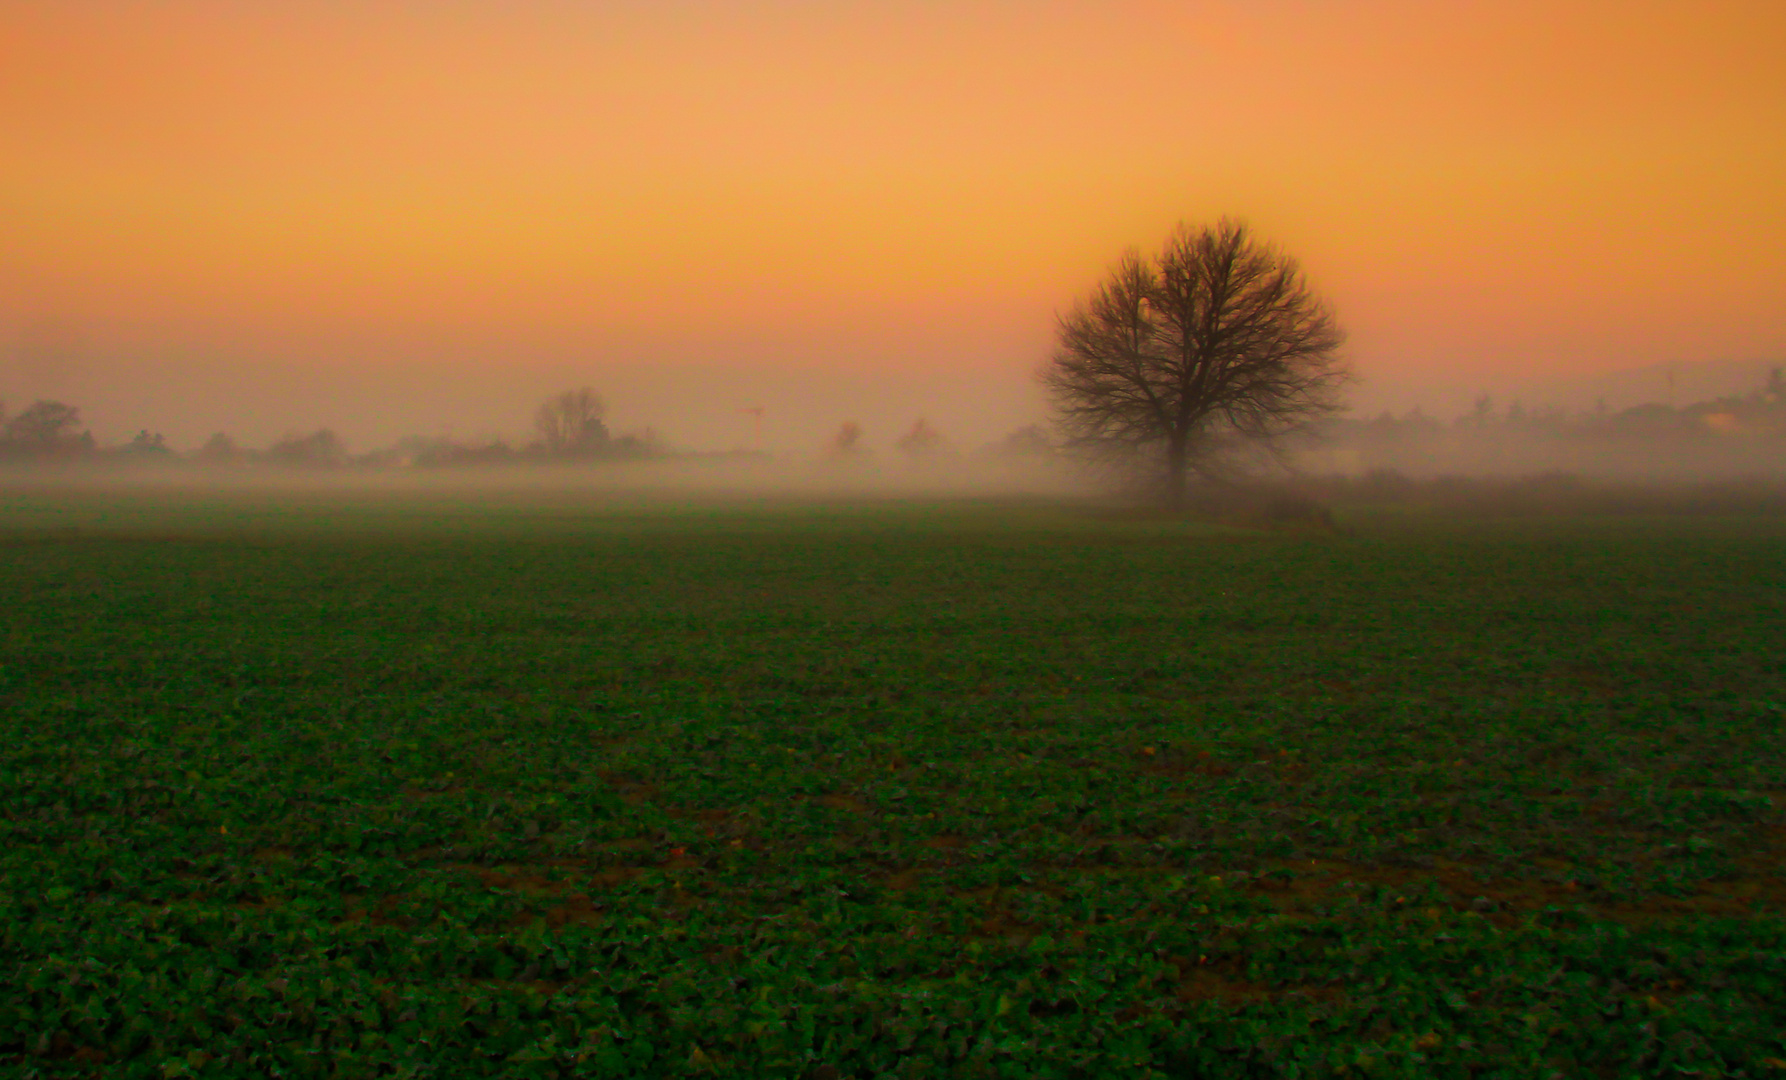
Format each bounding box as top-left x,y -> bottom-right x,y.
4,0 -> 1782,447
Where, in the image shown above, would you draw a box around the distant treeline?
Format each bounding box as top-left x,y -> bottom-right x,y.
0,416 -> 670,470
8,369 -> 1779,477
1305,367 -> 1786,478
0,388 -> 669,469
0,387 -> 1061,470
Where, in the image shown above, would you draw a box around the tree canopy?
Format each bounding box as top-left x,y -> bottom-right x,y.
535,388 -> 610,455
1041,219 -> 1347,499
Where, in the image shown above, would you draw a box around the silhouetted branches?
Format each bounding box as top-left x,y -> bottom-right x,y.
1042,219 -> 1348,500
534,388 -> 610,456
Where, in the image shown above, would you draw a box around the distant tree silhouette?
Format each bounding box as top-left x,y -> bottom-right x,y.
984,424 -> 1056,460
408,437 -> 517,468
608,427 -> 665,460
825,421 -> 865,459
535,388 -> 610,455
1041,219 -> 1347,501
1603,403 -> 1689,439
195,433 -> 242,464
3,400 -> 89,457
128,430 -> 170,456
895,419 -> 945,458
266,429 -> 346,468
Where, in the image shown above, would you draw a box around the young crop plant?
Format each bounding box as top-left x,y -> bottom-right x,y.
1,490 -> 1784,1075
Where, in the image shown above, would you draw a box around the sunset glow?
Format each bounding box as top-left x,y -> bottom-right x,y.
3,0 -> 1782,446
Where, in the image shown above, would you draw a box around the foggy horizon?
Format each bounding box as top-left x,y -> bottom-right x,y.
6,0 -> 1783,462
3,331 -> 1780,462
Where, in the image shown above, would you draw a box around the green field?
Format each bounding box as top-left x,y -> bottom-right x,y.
3,487 -> 1785,1078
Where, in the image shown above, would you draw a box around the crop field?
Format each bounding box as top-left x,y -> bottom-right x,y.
3,486 -> 1785,1078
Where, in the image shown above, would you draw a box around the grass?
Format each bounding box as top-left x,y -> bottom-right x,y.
2,486 -> 1784,1077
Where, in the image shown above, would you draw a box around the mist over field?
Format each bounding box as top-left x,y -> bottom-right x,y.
0,457 -> 1098,512
1,316 -> 1058,456
6,315 -> 1781,463
8,3 -> 1786,1074
5,307 -> 1784,496
1302,358 -> 1786,484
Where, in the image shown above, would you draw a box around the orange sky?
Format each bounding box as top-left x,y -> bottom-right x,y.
2,0 -> 1783,446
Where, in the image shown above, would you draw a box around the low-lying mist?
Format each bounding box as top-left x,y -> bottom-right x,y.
4,360 -> 1785,512
0,451 -> 1093,503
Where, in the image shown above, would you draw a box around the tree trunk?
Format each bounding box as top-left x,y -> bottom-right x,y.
1164,436 -> 1190,505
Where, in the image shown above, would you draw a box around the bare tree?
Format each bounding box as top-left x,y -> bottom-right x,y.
825,421 -> 865,459
895,418 -> 945,458
3,400 -> 87,454
1041,219 -> 1347,501
266,429 -> 346,467
195,433 -> 242,464
535,388 -> 610,455
982,424 -> 1056,462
